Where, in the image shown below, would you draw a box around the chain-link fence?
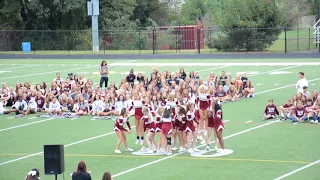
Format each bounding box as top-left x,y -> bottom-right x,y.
0,27 -> 319,54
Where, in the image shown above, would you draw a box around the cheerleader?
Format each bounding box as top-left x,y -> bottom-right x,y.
143,97 -> 155,116
206,101 -> 219,151
197,85 -> 211,144
176,106 -> 187,152
163,93 -> 179,150
114,108 -> 133,153
185,103 -> 200,153
128,93 -> 144,145
155,107 -> 165,153
161,106 -> 174,155
209,99 -> 225,151
141,107 -> 157,153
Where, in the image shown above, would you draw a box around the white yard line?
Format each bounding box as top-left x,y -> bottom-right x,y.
112,120 -> 279,178
198,65 -> 230,72
250,65 -> 301,77
0,60 -> 136,80
245,120 -> 252,123
0,64 -> 39,71
0,126 -> 135,166
7,117 -> 14,120
0,118 -> 55,132
107,62 -> 320,67
28,117 -> 37,120
223,120 -> 230,123
274,159 -> 320,180
255,77 -> 320,95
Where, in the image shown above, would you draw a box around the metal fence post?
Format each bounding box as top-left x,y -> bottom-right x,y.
297,27 -> 299,51
139,30 -> 141,55
308,27 -> 311,51
152,29 -> 156,54
284,27 -> 287,53
197,29 -> 200,54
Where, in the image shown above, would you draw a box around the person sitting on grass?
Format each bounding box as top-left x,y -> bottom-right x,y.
14,95 -> 27,117
244,80 -> 255,98
215,85 -> 230,102
305,99 -> 314,119
102,171 -> 113,180
25,96 -> 37,115
263,99 -> 279,120
290,100 -> 308,123
0,100 -> 16,115
279,99 -> 293,120
47,97 -> 61,115
25,168 -> 41,180
72,161 -> 92,180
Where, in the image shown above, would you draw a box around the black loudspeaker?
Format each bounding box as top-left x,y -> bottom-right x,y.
44,145 -> 65,175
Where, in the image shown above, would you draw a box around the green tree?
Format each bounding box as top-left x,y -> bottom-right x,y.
179,0 -> 207,25
210,0 -> 285,51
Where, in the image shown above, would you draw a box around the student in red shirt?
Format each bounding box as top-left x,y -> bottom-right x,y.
263,99 -> 279,120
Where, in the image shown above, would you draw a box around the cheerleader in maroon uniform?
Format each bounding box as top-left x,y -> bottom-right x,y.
206,101 -> 219,151
176,106 -> 187,152
155,107 -> 165,153
128,94 -> 144,145
185,103 -> 200,153
163,93 -> 179,150
141,107 -> 157,153
197,85 -> 211,144
114,108 -> 133,153
161,106 -> 174,155
207,99 -> 225,151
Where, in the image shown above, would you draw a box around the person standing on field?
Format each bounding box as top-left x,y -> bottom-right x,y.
100,60 -> 109,88
296,72 -> 308,93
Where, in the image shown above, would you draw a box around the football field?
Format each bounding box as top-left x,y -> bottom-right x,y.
0,58 -> 320,180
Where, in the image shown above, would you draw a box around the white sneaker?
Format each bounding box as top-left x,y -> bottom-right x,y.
152,144 -> 157,150
252,94 -> 255,98
140,139 -> 144,145
188,149 -> 194,153
126,148 -> 133,152
114,149 -> 121,154
315,120 -> 319,124
193,148 -> 200,152
311,120 -> 315,124
167,152 -> 172,156
140,146 -> 146,151
214,146 -> 219,151
247,95 -> 250,98
201,139 -> 206,144
206,145 -> 210,151
172,147 -> 177,151
135,139 -> 140,145
178,148 -> 185,153
146,149 -> 154,154
217,149 -> 224,153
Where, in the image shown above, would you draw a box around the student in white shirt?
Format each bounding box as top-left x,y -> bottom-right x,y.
14,96 -> 28,115
25,96 -> 38,115
114,95 -> 127,115
0,101 -> 15,115
296,72 -> 308,93
47,97 -> 61,115
91,95 -> 105,116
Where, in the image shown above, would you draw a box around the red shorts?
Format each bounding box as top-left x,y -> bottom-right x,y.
114,125 -> 124,132
185,121 -> 195,132
162,122 -> 172,135
155,122 -> 162,133
144,122 -> 156,133
214,120 -> 224,132
199,101 -> 209,110
208,116 -> 215,127
135,108 -> 143,120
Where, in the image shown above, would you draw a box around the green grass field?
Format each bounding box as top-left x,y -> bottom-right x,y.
0,58 -> 320,180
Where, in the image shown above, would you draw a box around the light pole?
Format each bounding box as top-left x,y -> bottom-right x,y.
88,0 -> 99,53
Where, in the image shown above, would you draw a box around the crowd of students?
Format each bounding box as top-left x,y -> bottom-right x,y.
0,60 -> 259,155
263,72 -> 320,123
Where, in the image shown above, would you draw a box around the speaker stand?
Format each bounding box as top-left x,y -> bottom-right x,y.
55,174 -> 57,180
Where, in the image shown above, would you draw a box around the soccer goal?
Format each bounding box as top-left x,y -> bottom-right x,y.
313,19 -> 320,46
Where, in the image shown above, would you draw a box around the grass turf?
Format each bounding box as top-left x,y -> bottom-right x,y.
0,59 -> 319,180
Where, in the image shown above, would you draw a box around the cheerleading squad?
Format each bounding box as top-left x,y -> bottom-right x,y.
114,86 -> 225,155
